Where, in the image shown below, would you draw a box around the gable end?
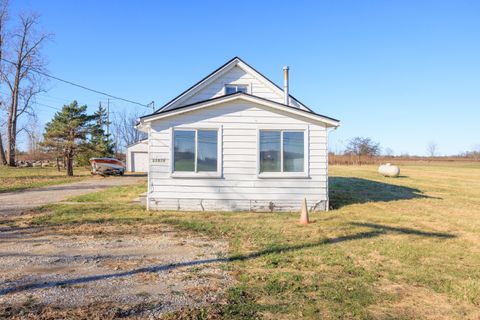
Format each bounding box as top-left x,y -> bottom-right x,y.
158,57 -> 312,113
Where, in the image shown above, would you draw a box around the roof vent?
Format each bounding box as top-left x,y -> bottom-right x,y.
283,66 -> 289,105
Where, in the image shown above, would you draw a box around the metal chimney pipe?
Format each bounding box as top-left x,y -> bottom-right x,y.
283,66 -> 289,105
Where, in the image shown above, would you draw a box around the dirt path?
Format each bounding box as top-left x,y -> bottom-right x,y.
0,175 -> 146,217
0,224 -> 231,318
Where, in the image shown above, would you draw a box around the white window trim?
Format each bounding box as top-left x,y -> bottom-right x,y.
224,84 -> 250,95
256,126 -> 309,179
146,124 -> 151,210
170,125 -> 223,179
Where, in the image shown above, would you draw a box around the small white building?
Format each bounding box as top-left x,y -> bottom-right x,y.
137,57 -> 340,212
126,139 -> 148,172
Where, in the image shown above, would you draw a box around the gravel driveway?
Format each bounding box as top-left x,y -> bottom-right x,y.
0,224 -> 231,318
0,175 -> 146,217
0,174 -> 233,318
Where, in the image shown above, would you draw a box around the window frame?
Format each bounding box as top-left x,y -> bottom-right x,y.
170,126 -> 223,179
224,84 -> 249,95
256,126 -> 309,179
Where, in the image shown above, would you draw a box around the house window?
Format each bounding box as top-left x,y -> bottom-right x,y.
173,129 -> 218,172
225,84 -> 248,95
174,130 -> 195,171
283,132 -> 305,172
259,131 -> 281,172
259,130 -> 305,173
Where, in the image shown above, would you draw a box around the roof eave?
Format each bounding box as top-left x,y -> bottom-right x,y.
135,121 -> 150,133
139,93 -> 340,128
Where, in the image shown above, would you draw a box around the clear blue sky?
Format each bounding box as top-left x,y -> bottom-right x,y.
11,0 -> 480,155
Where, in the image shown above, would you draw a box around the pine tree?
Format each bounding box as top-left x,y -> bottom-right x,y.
90,102 -> 114,157
42,101 -> 92,176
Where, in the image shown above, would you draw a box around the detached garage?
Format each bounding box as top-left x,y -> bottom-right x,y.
126,139 -> 148,172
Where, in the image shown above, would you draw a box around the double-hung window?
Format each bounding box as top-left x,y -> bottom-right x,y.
258,130 -> 307,177
225,84 -> 248,95
172,128 -> 220,177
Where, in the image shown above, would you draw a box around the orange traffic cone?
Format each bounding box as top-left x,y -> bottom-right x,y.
299,198 -> 310,225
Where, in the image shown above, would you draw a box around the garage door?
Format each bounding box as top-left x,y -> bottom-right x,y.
131,152 -> 148,172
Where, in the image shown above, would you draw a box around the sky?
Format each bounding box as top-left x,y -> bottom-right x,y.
10,0 -> 480,155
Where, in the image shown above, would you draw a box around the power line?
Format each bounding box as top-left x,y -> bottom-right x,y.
0,89 -> 61,113
0,88 -> 79,111
35,102 -> 62,111
0,57 -> 152,108
36,93 -> 72,104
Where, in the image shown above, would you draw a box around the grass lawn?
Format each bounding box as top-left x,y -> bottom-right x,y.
18,162 -> 480,319
0,166 -> 91,193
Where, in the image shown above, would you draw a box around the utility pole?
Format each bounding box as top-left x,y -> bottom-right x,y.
148,101 -> 155,113
107,98 -> 110,136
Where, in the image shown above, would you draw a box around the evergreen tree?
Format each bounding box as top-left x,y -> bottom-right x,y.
42,101 -> 92,176
90,102 -> 114,157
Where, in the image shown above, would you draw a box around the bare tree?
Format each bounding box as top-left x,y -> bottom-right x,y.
462,144 -> 480,160
344,137 -> 381,164
25,113 -> 40,159
426,141 -> 438,157
384,147 -> 394,157
473,144 -> 480,154
0,0 -> 8,165
2,12 -> 48,166
112,109 -> 147,153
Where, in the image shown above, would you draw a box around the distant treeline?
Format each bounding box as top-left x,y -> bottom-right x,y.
331,136 -> 480,165
329,154 -> 480,165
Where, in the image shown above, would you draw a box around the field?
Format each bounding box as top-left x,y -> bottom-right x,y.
0,166 -> 90,193
2,162 -> 480,319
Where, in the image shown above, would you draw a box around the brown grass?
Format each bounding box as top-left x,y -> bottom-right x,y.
369,280 -> 480,320
10,162 -> 480,319
0,166 -> 90,193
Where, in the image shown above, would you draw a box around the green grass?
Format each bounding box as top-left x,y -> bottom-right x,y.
26,162 -> 480,319
31,183 -> 148,225
0,166 -> 91,193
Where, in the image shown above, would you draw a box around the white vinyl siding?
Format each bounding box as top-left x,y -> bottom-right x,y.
180,66 -> 287,106
148,100 -> 329,212
161,59 -> 309,112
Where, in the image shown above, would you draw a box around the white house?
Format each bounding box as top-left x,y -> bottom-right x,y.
126,139 -> 148,172
136,57 -> 340,212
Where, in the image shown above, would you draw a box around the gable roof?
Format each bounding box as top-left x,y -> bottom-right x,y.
157,56 -> 313,113
138,92 -> 340,130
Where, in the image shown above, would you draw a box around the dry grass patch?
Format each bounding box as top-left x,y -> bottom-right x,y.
8,162 -> 480,319
369,280 -> 480,320
0,166 -> 90,193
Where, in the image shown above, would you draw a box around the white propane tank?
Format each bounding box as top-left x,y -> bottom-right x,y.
378,163 -> 400,177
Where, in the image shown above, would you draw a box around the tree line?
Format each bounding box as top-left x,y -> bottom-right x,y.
333,136 -> 480,165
